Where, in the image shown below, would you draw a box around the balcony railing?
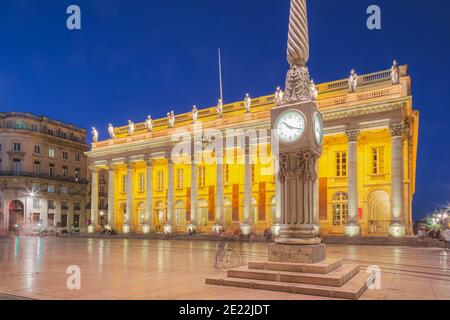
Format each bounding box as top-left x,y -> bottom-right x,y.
0,171 -> 88,184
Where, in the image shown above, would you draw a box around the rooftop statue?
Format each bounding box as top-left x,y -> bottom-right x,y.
168,111 -> 175,128
274,86 -> 285,105
349,69 -> 358,93
91,127 -> 98,142
128,120 -> 135,136
391,60 -> 400,84
108,124 -> 115,139
310,80 -> 318,100
145,115 -> 153,132
192,105 -> 198,123
244,93 -> 252,113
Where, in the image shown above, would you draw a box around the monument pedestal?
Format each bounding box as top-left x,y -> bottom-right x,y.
268,243 -> 326,264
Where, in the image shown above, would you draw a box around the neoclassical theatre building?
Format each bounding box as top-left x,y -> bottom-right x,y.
87,64 -> 419,236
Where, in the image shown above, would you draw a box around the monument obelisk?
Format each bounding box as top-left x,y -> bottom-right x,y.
270,0 -> 325,263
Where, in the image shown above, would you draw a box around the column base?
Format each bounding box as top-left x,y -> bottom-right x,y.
271,223 -> 281,236
240,223 -> 252,236
389,222 -> 406,237
345,224 -> 360,237
87,225 -> 95,233
212,224 -> 223,234
163,224 -> 173,234
268,243 -> 326,264
122,224 -> 130,234
142,224 -> 150,234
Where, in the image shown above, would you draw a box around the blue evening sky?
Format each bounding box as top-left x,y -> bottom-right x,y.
0,0 -> 449,219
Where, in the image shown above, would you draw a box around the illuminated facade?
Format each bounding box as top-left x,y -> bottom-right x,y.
86,65 -> 419,236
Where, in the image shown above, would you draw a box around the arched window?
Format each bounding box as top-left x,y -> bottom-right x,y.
332,192 -> 348,226
224,198 -> 232,226
155,201 -> 166,230
137,202 -> 145,225
198,199 -> 208,226
175,200 -> 186,226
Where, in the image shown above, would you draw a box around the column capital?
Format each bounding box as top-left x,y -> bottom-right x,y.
389,122 -> 406,137
107,162 -> 115,172
89,166 -> 98,174
125,159 -> 134,170
345,129 -> 360,142
145,158 -> 153,167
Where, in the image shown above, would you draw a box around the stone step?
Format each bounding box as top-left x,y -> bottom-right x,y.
248,258 -> 342,274
206,271 -> 370,300
227,264 -> 359,287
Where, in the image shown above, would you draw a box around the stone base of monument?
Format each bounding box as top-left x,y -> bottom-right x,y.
206,243 -> 371,300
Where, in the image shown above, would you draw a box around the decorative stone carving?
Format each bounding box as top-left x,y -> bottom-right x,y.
244,93 -> 252,113
192,105 -> 198,123
216,99 -> 223,117
274,86 -> 285,105
284,64 -> 312,103
310,79 -> 318,100
391,60 -> 400,84
127,120 -> 135,136
287,0 -> 309,66
345,129 -> 360,142
145,115 -> 153,132
389,122 -> 406,137
108,124 -> 115,139
296,150 -> 319,182
167,111 -> 175,128
91,127 -> 98,142
348,69 -> 358,93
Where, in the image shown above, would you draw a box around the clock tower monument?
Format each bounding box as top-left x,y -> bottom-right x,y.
270,0 -> 325,262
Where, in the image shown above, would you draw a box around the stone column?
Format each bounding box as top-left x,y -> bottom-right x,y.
188,153 -> 198,233
143,158 -> 153,233
389,123 -> 406,237
241,143 -> 252,235
345,129 -> 360,236
107,164 -> 115,230
90,167 -> 98,232
271,166 -> 282,235
165,158 -> 175,234
213,147 -> 224,233
124,161 -> 133,233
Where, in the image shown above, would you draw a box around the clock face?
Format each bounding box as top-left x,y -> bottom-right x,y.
314,113 -> 323,145
275,110 -> 306,143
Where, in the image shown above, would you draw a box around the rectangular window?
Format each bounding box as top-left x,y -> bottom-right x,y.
13,159 -> 21,175
34,161 -> 41,175
61,186 -> 68,194
75,168 -> 80,181
372,147 -> 385,175
75,153 -> 81,162
225,164 -> 230,185
33,197 -> 41,209
74,201 -> 81,210
49,164 -> 55,177
157,171 -> 164,191
48,185 -> 55,193
73,215 -> 80,228
34,145 -> 41,154
177,168 -> 184,189
62,166 -> 68,178
62,151 -> 68,160
48,148 -> 56,158
139,173 -> 145,192
13,143 -> 21,152
336,151 -> 347,177
199,166 -> 206,187
61,200 -> 68,210
61,214 -> 68,228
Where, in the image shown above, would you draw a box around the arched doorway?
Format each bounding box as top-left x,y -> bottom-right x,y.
331,192 -> 348,234
367,190 -> 391,234
117,202 -> 127,228
175,200 -> 186,227
9,200 -> 24,232
154,201 -> 166,232
137,202 -> 145,231
198,199 -> 208,229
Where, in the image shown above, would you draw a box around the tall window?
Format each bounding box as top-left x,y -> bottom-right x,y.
48,148 -> 56,158
49,164 -> 55,177
74,168 -> 80,181
34,161 -> 41,175
62,166 -> 68,178
157,171 -> 164,191
75,153 -> 81,162
225,164 -> 230,185
48,185 -> 55,193
62,151 -> 69,160
372,147 -> 385,174
332,192 -> 348,227
176,168 -> 184,189
139,172 -> 145,192
13,159 -> 21,175
13,143 -> 21,152
34,145 -> 41,154
199,166 -> 206,187
336,151 -> 347,177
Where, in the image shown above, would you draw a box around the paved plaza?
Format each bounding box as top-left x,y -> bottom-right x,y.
0,236 -> 449,300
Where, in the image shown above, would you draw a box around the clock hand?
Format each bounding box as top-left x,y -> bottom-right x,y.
283,122 -> 303,131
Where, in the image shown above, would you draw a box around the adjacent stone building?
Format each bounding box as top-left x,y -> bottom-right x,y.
0,112 -> 89,234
